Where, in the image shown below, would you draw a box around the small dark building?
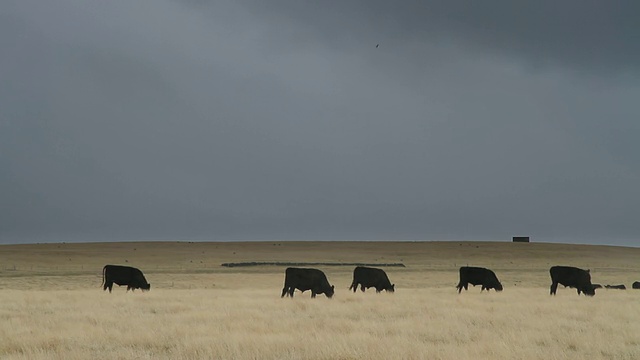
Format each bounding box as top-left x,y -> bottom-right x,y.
512,236 -> 530,243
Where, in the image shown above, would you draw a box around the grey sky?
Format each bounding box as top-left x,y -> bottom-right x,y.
2,0 -> 639,246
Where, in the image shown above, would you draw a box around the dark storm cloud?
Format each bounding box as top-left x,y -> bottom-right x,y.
243,0 -> 640,74
1,0 -> 639,246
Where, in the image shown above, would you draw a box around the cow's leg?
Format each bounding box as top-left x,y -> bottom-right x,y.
311,290 -> 316,298
456,282 -> 463,293
481,285 -> 485,292
550,282 -> 558,295
281,286 -> 288,298
360,284 -> 365,292
349,281 -> 356,292
108,282 -> 113,293
288,287 -> 294,297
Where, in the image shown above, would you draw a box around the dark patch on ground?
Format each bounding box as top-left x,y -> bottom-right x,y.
221,262 -> 406,268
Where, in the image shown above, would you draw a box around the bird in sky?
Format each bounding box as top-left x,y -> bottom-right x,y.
376,44 -> 379,48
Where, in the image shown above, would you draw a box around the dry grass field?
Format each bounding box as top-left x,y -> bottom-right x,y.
1,241 -> 640,359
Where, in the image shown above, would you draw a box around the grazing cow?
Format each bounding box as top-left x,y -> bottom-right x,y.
456,266 -> 503,293
633,281 -> 640,289
605,284 -> 626,290
349,266 -> 395,293
592,283 -> 603,289
102,265 -> 150,293
281,267 -> 335,298
549,266 -> 594,296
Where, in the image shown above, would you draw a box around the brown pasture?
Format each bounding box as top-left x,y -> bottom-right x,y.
1,241 -> 639,359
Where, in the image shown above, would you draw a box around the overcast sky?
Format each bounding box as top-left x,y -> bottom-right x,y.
2,1 -> 639,246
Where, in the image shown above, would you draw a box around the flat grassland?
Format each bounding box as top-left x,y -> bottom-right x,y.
1,241 -> 639,359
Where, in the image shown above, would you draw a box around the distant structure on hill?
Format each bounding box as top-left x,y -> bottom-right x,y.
512,236 -> 530,243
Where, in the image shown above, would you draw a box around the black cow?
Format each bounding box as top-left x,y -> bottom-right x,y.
605,284 -> 626,290
281,267 -> 335,298
456,266 -> 503,293
102,265 -> 150,293
349,266 -> 395,293
549,266 -> 594,296
633,281 -> 640,289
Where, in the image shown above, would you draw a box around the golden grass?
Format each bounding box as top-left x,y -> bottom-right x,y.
1,241 -> 640,359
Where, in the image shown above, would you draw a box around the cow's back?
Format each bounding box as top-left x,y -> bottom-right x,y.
354,266 -> 389,283
104,264 -> 133,281
285,267 -> 325,286
550,266 -> 590,284
460,266 -> 494,282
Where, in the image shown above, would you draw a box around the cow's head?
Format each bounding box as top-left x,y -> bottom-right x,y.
387,284 -> 395,293
325,285 -> 335,298
582,284 -> 595,296
141,283 -> 151,291
494,282 -> 504,292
